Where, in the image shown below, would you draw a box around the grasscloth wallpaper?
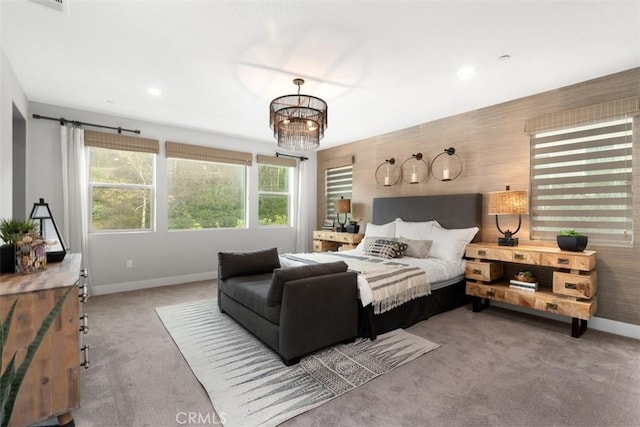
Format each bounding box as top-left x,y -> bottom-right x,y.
317,67 -> 640,326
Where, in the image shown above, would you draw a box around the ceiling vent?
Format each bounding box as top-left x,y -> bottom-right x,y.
29,0 -> 69,14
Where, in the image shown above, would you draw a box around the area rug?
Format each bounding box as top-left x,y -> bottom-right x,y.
156,299 -> 439,427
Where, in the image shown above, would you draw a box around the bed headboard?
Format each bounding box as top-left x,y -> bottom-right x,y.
372,193 -> 482,241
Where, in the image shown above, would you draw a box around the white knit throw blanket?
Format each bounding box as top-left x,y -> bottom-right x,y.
282,252 -> 431,314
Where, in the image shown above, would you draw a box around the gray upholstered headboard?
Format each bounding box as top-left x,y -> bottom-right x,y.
372,193 -> 482,241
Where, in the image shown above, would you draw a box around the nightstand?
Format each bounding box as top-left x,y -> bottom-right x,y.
312,230 -> 364,252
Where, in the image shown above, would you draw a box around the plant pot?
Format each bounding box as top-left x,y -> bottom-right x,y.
346,224 -> 360,234
1,244 -> 15,274
557,235 -> 588,252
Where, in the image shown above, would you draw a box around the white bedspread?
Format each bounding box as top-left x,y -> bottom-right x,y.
280,250 -> 465,310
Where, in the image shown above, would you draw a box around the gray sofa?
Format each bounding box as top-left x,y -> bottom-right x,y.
217,247 -> 358,365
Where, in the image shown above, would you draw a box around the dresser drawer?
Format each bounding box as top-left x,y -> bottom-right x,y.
553,271 -> 597,299
466,261 -> 503,282
541,252 -> 597,271
466,282 -> 507,302
510,250 -> 540,265
466,246 -> 501,260
534,293 -> 597,320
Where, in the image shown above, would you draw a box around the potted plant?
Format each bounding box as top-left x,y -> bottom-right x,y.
346,219 -> 360,234
557,229 -> 588,252
1,218 -> 37,274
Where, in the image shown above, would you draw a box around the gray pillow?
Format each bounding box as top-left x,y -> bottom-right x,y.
267,261 -> 348,306
218,248 -> 280,280
398,236 -> 433,258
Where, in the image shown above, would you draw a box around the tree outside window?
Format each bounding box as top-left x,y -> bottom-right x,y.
258,164 -> 290,226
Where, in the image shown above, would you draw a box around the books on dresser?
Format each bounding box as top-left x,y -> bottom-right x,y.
509,279 -> 538,291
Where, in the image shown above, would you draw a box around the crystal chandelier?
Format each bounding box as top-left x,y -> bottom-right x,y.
269,78 -> 328,151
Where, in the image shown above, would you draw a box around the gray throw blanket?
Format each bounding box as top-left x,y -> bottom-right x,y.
282,252 -> 431,314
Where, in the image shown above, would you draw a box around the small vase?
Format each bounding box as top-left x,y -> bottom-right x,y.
1,244 -> 15,274
346,224 -> 360,234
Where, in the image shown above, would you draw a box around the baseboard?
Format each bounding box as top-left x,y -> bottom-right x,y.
91,271 -> 216,296
492,301 -> 640,341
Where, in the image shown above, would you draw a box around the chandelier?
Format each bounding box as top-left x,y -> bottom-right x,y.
269,78 -> 328,151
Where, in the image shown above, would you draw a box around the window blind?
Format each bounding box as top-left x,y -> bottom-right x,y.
84,130 -> 159,153
325,165 -> 353,219
166,141 -> 252,165
530,117 -> 634,246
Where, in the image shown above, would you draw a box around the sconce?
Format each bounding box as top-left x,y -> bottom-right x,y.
401,153 -> 429,184
29,198 -> 67,262
430,147 -> 463,181
375,158 -> 401,186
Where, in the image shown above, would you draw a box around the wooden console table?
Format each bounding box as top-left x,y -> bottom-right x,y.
312,230 -> 363,252
0,254 -> 87,427
465,243 -> 597,338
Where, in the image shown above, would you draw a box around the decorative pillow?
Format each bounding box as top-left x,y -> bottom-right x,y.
398,236 -> 433,258
428,226 -> 479,261
359,236 -> 397,253
218,247 -> 280,280
267,261 -> 348,306
364,239 -> 408,259
394,220 -> 437,240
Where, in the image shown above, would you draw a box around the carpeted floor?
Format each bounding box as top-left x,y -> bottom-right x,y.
156,299 -> 439,427
73,280 -> 640,427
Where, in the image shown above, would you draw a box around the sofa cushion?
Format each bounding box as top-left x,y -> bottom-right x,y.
267,261 -> 348,306
220,274 -> 280,324
218,247 -> 280,280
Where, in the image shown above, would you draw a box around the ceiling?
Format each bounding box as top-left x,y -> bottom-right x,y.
2,1 -> 639,150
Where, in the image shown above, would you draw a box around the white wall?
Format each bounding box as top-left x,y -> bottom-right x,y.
0,48 -> 28,219
27,102 -> 317,295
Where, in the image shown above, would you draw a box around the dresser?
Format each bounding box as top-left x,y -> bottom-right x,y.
0,254 -> 88,427
465,243 -> 597,337
312,230 -> 364,252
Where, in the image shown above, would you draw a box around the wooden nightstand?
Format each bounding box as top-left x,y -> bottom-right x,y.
312,230 -> 364,252
465,243 -> 597,338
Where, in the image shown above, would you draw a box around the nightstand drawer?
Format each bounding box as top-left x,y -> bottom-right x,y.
466,246 -> 502,260
541,252 -> 597,271
466,261 -> 503,282
553,271 -> 597,299
466,282 -> 507,302
510,250 -> 540,265
313,240 -> 339,252
534,294 -> 597,320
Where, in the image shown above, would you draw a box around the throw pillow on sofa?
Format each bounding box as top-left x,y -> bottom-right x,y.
266,261 -> 348,306
218,247 -> 281,280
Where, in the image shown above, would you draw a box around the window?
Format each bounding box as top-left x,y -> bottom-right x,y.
166,142 -> 251,230
86,131 -> 158,232
530,117 -> 634,246
257,156 -> 294,226
326,165 -> 353,219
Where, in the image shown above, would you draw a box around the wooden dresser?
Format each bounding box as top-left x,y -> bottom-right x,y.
0,254 -> 87,427
312,230 -> 364,252
465,243 -> 597,337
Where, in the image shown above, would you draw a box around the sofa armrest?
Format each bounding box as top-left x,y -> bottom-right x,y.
279,271 -> 358,361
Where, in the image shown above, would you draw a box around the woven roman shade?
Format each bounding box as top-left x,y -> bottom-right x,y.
166,141 -> 252,166
84,130 -> 159,153
525,96 -> 640,134
256,154 -> 296,168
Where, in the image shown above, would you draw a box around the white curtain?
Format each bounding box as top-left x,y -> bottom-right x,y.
295,160 -> 311,253
60,125 -> 91,287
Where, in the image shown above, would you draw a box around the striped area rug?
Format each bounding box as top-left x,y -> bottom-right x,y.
156,300 -> 439,427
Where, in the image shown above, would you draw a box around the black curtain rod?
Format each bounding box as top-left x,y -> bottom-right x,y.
32,114 -> 141,135
276,152 -> 308,161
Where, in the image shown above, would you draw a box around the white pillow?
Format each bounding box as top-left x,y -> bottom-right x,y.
429,226 -> 479,261
395,220 -> 437,240
355,221 -> 396,251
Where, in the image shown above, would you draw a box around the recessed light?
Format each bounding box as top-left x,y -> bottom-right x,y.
498,54 -> 511,61
147,87 -> 162,97
457,65 -> 477,80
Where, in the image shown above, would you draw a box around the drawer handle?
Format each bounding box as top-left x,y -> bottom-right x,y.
79,286 -> 89,303
514,254 -> 525,260
80,313 -> 89,334
81,345 -> 90,369
478,250 -> 486,256
472,269 -> 482,275
486,290 -> 495,297
565,283 -> 578,289
80,268 -> 89,278
546,302 -> 558,310
557,258 -> 570,265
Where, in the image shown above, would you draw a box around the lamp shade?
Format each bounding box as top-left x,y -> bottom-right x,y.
487,189 -> 529,215
334,197 -> 351,214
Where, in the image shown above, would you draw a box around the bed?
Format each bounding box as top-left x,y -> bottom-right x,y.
284,193 -> 482,339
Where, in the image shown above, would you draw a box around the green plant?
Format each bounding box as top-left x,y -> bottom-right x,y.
559,229 -> 585,237
518,270 -> 534,278
0,288 -> 72,427
0,219 -> 37,245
